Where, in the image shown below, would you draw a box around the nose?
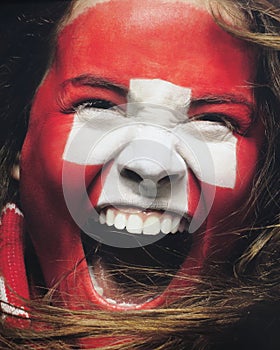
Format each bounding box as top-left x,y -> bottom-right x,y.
120,161 -> 183,186
117,139 -> 186,198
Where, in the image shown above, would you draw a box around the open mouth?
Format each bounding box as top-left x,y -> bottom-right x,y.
82,206 -> 192,309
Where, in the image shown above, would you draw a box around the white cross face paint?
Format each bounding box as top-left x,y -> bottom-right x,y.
62,79 -> 237,247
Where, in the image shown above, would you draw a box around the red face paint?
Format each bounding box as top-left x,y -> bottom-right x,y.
20,0 -> 263,321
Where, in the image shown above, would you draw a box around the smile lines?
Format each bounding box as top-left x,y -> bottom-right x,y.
96,207 -> 189,235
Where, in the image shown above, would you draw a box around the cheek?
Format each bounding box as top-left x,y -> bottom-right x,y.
20,122 -> 73,252
20,113 -> 106,285
235,125 -> 264,199
22,124 -> 107,219
87,162 -> 114,208
187,169 -> 203,219
21,118 -> 72,192
237,132 -> 263,184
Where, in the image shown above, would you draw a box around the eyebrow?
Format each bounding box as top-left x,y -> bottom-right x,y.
190,94 -> 255,122
61,74 -> 129,96
191,94 -> 254,110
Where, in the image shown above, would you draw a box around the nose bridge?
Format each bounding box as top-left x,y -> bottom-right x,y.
117,127 -> 186,183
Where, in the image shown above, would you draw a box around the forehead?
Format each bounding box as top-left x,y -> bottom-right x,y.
54,0 -> 254,98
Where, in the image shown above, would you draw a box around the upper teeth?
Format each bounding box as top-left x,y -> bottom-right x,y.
98,208 -> 188,235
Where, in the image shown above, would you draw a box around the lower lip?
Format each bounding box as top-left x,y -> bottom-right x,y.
88,261 -> 198,311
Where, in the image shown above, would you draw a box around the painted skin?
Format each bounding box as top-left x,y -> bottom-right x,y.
20,0 -> 263,313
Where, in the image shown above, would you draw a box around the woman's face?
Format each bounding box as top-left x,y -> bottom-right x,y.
20,0 -> 263,311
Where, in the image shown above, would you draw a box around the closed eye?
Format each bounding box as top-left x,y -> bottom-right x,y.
73,99 -> 116,111
192,113 -> 241,134
61,98 -> 122,114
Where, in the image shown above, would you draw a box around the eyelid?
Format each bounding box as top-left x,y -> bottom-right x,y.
60,98 -> 125,115
74,99 -> 115,110
190,113 -> 251,135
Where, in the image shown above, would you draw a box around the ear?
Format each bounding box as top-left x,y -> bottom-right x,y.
11,153 -> 20,181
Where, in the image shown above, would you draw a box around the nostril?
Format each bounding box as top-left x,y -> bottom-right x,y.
158,174 -> 180,187
169,174 -> 181,183
158,175 -> 170,187
120,168 -> 143,183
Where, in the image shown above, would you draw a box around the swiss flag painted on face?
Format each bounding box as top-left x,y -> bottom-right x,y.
19,0 -> 263,316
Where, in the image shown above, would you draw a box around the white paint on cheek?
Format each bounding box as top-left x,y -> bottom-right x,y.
176,122 -> 237,188
63,110 -> 132,164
